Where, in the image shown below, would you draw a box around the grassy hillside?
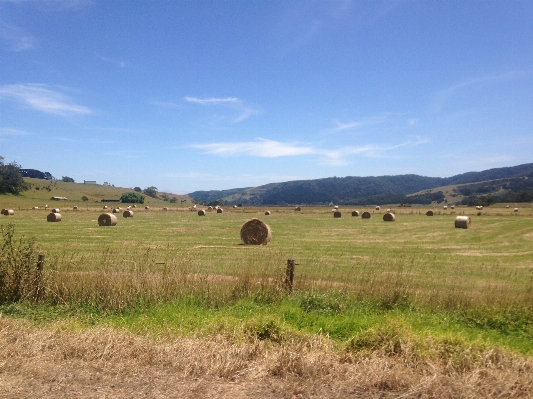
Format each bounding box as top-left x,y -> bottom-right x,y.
0,178 -> 193,209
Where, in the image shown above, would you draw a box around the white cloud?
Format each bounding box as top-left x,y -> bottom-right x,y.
191,138 -> 315,158
95,52 -> 126,68
0,128 -> 29,136
191,136 -> 429,165
0,84 -> 92,115
185,96 -> 260,122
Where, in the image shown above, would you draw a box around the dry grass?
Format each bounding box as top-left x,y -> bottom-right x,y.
1,316 -> 532,398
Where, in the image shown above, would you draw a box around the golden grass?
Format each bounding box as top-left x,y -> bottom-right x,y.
1,316 -> 532,398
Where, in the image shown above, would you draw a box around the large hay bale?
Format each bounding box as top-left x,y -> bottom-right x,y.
426,210 -> 434,216
333,211 -> 342,218
451,205 -> 455,209
47,212 -> 61,222
198,210 -> 206,216
361,211 -> 371,219
112,208 -> 120,213
443,205 -> 448,210
265,211 -> 271,215
334,205 -> 339,209
123,210 -> 134,218
383,213 -> 395,222
51,208 -> 60,213
145,206 -> 150,210
505,205 -> 510,208
98,213 -> 118,226
132,204 -> 137,208
351,210 -> 359,217
73,206 -> 78,210
233,205 -> 238,208
103,205 -> 108,209
32,206 -> 39,210
163,207 -> 168,211
240,219 -> 271,245
2,209 -> 14,216
514,208 -> 519,212
455,216 -> 471,229
216,208 -> 223,213
375,206 -> 380,210
295,206 -> 301,211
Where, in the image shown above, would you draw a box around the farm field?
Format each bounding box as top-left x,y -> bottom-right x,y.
1,203 -> 533,397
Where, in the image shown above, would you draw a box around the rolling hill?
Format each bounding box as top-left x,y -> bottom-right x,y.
188,162 -> 533,206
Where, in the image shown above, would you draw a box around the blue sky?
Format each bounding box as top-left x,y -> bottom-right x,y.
1,0 -> 532,194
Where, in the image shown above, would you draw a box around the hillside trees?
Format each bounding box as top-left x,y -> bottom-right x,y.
120,192 -> 145,204
0,156 -> 26,195
62,176 -> 75,183
143,186 -> 158,198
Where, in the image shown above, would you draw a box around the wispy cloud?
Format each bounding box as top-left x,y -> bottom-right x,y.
332,116 -> 386,131
191,136 -> 429,165
0,23 -> 35,51
95,52 -> 127,68
185,96 -> 260,122
191,138 -> 314,158
0,128 -> 29,136
0,84 -> 92,115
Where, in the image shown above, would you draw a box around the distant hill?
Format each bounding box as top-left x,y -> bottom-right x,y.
188,163 -> 533,206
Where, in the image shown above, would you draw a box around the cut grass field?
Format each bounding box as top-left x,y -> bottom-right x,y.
1,199 -> 533,397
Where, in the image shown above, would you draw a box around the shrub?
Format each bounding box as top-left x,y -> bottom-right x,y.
120,192 -> 145,204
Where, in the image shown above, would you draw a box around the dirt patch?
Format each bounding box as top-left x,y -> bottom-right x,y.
1,317 -> 532,398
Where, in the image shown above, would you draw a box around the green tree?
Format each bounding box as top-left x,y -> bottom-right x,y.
0,156 -> 26,195
120,192 -> 145,204
134,187 -> 142,192
62,176 -> 75,183
143,186 -> 158,198
81,196 -> 89,201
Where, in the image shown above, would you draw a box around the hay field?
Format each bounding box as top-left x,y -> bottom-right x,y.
1,204 -> 533,397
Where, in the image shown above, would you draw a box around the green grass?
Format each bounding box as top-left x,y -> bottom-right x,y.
1,201 -> 532,356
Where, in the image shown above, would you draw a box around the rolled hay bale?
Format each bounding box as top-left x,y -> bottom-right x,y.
44,205 -> 49,209
426,210 -> 434,216
386,208 -> 391,213
265,211 -> 271,215
383,213 -> 396,221
73,206 -> 78,210
98,213 -> 118,226
132,204 -> 137,208
295,206 -> 301,211
505,205 -> 510,208
193,205 -> 197,209
514,208 -> 519,212
2,209 -> 14,216
333,211 -> 342,218
334,205 -> 339,209
233,205 -> 238,208
361,211 -> 371,219
32,206 -> 39,210
443,205 -> 448,210
351,210 -> 359,217
123,210 -> 134,218
208,206 -> 213,210
103,205 -> 108,209
240,218 -> 272,245
375,206 -> 380,210
451,205 -> 455,209
46,212 -> 61,222
331,208 -> 337,213
216,208 -> 223,213
163,207 -> 168,211
51,208 -> 60,213
198,210 -> 206,216
112,208 -> 120,213
145,206 -> 150,210
455,216 -> 471,229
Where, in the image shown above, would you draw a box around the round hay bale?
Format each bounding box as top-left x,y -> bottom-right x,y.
451,205 -> 455,209
233,205 -> 238,208
47,212 -> 61,222
216,208 -> 223,213
351,210 -> 359,217
386,208 -> 391,213
333,211 -> 342,218
198,210 -> 206,216
193,205 -> 197,209
514,208 -> 519,212
123,210 -> 134,218
240,219 -> 272,245
2,209 -> 14,216
295,206 -> 301,211
163,207 -> 168,211
455,216 -> 471,229
383,213 -> 395,222
361,211 -> 371,219
145,206 -> 150,210
103,205 -> 108,209
334,205 -> 339,209
443,205 -> 448,210
112,208 -> 120,213
132,204 -> 137,208
73,206 -> 78,210
426,210 -> 434,216
505,205 -> 510,208
208,206 -> 213,210
375,206 -> 380,210
265,211 -> 271,215
331,208 -> 337,213
51,208 -> 60,213
44,205 -> 49,209
32,206 -> 39,210
98,213 -> 118,226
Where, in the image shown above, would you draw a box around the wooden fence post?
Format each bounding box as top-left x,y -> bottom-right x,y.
37,254 -> 45,271
285,259 -> 296,293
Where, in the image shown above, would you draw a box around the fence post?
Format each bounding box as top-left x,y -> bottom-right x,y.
37,254 -> 45,271
285,258 -> 296,293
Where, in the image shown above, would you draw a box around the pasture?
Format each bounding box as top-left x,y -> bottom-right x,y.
1,203 -> 533,397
